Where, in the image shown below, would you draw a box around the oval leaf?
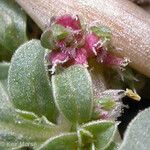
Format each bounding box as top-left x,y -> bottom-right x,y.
52,65 -> 93,124
0,0 -> 27,51
119,108 -> 150,150
81,120 -> 117,149
0,82 -> 59,149
38,133 -> 78,150
8,40 -> 57,122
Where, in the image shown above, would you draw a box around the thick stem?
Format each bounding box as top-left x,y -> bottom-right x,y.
16,0 -> 150,78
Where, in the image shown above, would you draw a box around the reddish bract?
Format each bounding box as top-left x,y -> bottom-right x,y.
45,14 -> 129,73
55,15 -> 81,30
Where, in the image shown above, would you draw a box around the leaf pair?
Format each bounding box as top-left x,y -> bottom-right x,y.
0,81 -> 60,149
4,40 -> 118,149
8,40 -> 57,122
8,39 -> 94,125
52,65 -> 93,124
38,120 -> 117,150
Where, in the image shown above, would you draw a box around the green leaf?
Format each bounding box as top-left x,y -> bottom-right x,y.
119,107 -> 150,150
8,40 -> 57,122
52,65 -> 93,124
0,114 -> 60,149
81,120 -> 117,149
37,133 -> 78,150
0,62 -> 9,80
0,82 -> 60,149
0,0 -> 27,51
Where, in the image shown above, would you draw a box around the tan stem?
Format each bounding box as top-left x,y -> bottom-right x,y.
16,0 -> 150,78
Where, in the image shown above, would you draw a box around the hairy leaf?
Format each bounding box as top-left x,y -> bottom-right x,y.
81,120 -> 117,149
8,40 -> 57,122
52,65 -> 93,124
0,82 -> 59,149
0,0 -> 27,51
37,133 -> 78,150
119,108 -> 150,150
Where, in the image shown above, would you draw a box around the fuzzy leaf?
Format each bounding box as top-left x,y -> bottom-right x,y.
0,0 -> 27,51
119,107 -> 150,150
52,65 -> 93,124
38,133 -> 78,150
0,82 -> 59,149
81,120 -> 117,149
8,40 -> 57,122
0,62 -> 9,80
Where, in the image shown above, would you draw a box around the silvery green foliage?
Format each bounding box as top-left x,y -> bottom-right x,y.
119,108 -> 150,150
8,40 -> 57,122
0,82 -> 60,149
0,40 -> 118,149
52,65 -> 93,124
37,133 -> 78,150
38,120 -> 117,150
0,0 -> 27,52
79,120 -> 117,149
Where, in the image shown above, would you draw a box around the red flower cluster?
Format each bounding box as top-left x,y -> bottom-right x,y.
41,14 -> 129,73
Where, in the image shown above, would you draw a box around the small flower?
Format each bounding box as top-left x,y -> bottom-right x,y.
97,52 -> 130,68
41,14 -> 130,73
73,48 -> 88,66
93,90 -> 126,120
84,33 -> 101,56
48,51 -> 69,73
92,89 -> 140,120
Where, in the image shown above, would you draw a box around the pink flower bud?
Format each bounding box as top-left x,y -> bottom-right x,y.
84,33 -> 102,57
43,14 -> 130,73
55,14 -> 81,30
49,51 -> 69,73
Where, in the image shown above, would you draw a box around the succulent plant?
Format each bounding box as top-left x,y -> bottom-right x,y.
0,1 -> 150,150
